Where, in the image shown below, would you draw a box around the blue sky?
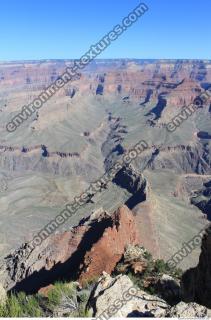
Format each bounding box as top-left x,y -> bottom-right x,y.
0,0 -> 210,60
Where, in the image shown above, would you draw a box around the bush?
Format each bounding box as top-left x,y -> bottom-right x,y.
154,259 -> 171,274
0,282 -> 80,317
45,281 -> 79,315
0,292 -> 42,317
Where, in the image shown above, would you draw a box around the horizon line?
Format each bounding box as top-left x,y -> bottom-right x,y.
0,58 -> 211,64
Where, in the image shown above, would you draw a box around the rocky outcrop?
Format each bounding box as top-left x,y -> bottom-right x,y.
145,144 -> 211,175
78,206 -> 140,285
88,272 -> 208,318
0,205 -> 140,293
114,245 -> 149,275
0,224 -> 88,292
181,225 -> 211,308
1,242 -> 209,317
191,180 -> 211,219
114,244 -> 182,305
167,301 -> 208,318
113,165 -> 148,209
88,272 -> 169,318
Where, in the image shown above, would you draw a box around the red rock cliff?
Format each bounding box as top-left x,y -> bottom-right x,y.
79,206 -> 140,285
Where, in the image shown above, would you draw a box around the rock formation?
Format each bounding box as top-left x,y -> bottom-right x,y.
0,242 -> 209,317
78,206 -> 140,285
88,272 -> 169,318
167,301 -> 208,318
0,205 -> 140,293
88,272 -> 208,318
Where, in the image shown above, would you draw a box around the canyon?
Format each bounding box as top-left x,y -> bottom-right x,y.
0,60 -> 211,311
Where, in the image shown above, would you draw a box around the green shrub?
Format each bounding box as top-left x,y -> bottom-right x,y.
153,259 -> 182,279
45,281 -> 78,314
154,259 -> 170,274
0,292 -> 42,317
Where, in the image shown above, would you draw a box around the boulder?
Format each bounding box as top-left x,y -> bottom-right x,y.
89,272 -> 169,318
115,244 -> 148,274
168,301 -> 207,318
123,244 -> 147,263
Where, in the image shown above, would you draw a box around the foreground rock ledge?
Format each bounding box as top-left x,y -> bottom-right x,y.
88,272 -> 208,318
